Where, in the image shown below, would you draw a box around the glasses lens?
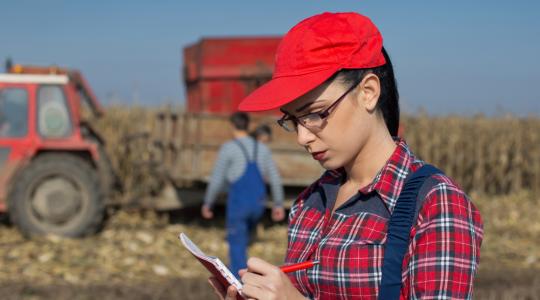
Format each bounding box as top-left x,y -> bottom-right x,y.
278,118 -> 297,132
301,113 -> 323,129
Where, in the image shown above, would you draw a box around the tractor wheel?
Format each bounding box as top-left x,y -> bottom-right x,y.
8,153 -> 104,237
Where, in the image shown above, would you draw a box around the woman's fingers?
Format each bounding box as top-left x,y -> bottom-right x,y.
246,257 -> 280,276
241,271 -> 269,288
225,285 -> 238,300
241,282 -> 267,299
242,258 -> 289,299
241,257 -> 305,299
238,268 -> 248,277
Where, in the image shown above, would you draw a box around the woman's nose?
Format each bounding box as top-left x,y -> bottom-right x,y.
296,124 -> 316,147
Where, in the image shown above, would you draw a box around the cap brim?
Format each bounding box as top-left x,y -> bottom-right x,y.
238,67 -> 340,112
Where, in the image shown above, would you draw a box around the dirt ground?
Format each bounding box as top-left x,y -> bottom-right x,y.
1,274 -> 538,300
1,206 -> 539,300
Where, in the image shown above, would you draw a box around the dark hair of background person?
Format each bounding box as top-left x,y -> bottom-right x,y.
251,124 -> 272,139
230,112 -> 250,131
334,47 -> 400,137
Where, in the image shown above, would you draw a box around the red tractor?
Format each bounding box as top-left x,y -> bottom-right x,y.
0,62 -> 118,237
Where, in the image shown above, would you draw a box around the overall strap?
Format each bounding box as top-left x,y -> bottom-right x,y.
378,164 -> 443,300
252,139 -> 259,162
234,138 -> 259,163
233,140 -> 252,162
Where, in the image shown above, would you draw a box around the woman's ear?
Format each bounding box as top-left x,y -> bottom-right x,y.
359,73 -> 381,112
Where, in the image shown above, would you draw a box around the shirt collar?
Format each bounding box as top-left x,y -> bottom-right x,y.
359,138 -> 418,214
318,138 -> 419,214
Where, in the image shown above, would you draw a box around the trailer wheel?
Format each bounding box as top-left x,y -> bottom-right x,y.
8,153 -> 104,237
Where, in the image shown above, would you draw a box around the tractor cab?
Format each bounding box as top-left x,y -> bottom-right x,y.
0,62 -> 115,237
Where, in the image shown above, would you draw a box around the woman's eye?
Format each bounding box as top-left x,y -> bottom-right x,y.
305,113 -> 322,120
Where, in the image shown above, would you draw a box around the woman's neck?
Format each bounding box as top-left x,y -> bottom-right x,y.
344,130 -> 397,189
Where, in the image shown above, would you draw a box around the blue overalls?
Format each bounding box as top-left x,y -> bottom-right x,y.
227,140 -> 266,278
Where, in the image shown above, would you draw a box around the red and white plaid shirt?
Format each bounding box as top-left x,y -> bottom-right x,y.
285,139 -> 483,299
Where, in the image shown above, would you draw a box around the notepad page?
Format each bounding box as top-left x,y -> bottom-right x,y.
179,233 -> 244,296
180,232 -> 216,259
213,257 -> 243,290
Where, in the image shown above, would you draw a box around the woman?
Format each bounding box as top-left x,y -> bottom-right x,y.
210,12 -> 483,299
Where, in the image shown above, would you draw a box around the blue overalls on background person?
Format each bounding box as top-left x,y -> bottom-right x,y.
226,140 -> 266,278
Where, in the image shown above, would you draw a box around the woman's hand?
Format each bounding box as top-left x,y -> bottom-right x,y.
239,257 -> 305,300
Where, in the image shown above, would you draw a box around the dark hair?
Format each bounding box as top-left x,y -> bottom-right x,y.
230,112 -> 250,130
335,47 -> 400,136
250,124 -> 272,139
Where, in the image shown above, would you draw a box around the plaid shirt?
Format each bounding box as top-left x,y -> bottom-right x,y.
285,139 -> 483,299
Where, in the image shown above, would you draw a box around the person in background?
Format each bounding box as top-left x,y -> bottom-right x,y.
202,112 -> 286,278
249,124 -> 280,242
211,12 -> 483,299
250,124 -> 272,144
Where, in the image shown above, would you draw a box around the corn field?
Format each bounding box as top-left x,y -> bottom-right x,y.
403,114 -> 540,195
92,106 -> 540,197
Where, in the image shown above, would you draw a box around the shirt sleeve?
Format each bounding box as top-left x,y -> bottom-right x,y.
203,144 -> 231,208
260,144 -> 285,207
406,181 -> 484,299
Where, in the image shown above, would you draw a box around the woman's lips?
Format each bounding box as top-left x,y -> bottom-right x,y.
311,150 -> 327,161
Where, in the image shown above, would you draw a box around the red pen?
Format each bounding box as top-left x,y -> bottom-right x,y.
280,260 -> 319,273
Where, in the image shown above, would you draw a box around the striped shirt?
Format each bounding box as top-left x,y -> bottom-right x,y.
204,136 -> 284,207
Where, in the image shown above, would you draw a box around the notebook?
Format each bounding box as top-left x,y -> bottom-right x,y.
178,233 -> 245,300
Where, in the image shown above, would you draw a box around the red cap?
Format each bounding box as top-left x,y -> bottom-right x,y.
238,12 -> 386,112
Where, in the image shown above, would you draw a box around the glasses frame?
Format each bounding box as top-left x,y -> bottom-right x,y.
277,79 -> 362,132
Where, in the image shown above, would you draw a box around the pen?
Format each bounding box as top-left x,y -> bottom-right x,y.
280,260 -> 319,273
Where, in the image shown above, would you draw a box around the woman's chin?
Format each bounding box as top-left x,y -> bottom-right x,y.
318,159 -> 341,171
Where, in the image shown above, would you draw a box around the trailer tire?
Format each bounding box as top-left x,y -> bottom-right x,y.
7,153 -> 104,238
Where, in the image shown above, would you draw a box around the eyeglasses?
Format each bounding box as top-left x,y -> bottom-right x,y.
277,80 -> 361,132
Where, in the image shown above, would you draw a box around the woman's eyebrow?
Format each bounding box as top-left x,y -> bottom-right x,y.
295,99 -> 327,113
295,101 -> 315,113
280,99 -> 326,115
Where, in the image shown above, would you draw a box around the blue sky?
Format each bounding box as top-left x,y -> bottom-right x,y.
1,1 -> 539,116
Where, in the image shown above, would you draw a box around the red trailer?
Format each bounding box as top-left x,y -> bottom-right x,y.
183,37 -> 281,115
137,37 -> 324,211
